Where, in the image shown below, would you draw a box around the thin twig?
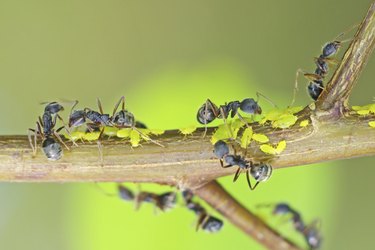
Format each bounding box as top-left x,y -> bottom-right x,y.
316,2 -> 375,114
194,181 -> 302,250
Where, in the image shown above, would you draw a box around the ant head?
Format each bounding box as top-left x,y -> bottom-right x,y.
201,216 -> 223,233
45,102 -> 64,114
250,163 -> 272,182
240,98 -> 262,115
69,110 -> 86,128
118,185 -> 135,201
112,110 -> 135,127
213,140 -> 229,159
197,103 -> 217,124
42,137 -> 62,161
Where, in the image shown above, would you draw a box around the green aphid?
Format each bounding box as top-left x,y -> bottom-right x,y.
179,126 -> 197,136
149,129 -> 165,135
210,123 -> 240,145
299,119 -> 309,127
252,133 -> 269,143
352,104 -> 375,115
260,140 -> 287,155
240,127 -> 253,148
103,127 -> 118,137
271,114 -> 298,129
83,131 -> 101,141
260,106 -> 303,125
130,130 -> 141,147
117,128 -> 132,139
369,121 -> 375,128
64,131 -> 85,142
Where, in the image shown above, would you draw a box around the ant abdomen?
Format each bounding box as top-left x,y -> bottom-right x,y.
42,137 -> 62,161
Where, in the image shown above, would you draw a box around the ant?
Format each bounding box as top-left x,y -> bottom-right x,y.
214,140 -> 272,190
303,220 -> 322,250
197,93 -> 266,137
28,102 -> 71,160
257,202 -> 321,249
110,96 -> 164,147
182,190 -> 223,233
292,25 -> 357,105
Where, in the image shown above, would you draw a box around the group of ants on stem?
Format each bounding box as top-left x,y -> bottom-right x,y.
27,24 -> 356,250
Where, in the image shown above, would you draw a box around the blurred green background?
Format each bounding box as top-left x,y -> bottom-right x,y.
0,0 -> 374,249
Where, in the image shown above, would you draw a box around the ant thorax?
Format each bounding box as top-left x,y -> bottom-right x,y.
86,110 -> 111,126
112,110 -> 135,127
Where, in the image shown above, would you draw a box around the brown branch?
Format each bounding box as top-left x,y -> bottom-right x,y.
194,181 -> 302,250
316,2 -> 375,113
1,115 -> 374,186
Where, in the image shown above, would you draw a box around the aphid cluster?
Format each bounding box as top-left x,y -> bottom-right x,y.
182,190 -> 223,233
29,97 -> 164,160
260,203 -> 322,249
214,140 -> 272,190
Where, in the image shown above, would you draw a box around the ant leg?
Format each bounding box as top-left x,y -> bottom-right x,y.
97,97 -> 104,114
233,167 -> 241,182
218,106 -> 234,139
256,91 -> 277,108
219,159 -> 233,168
196,213 -> 208,232
246,169 -> 259,190
56,114 -> 78,147
132,127 -> 164,147
54,127 -> 70,150
112,96 -> 125,117
28,124 -> 39,156
202,99 -> 219,138
97,127 -> 106,166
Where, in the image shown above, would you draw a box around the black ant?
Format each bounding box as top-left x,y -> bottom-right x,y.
28,102 -> 70,160
213,140 -> 272,190
182,190 -> 223,233
110,96 -> 164,147
292,25 -> 356,105
303,220 -> 322,250
257,202 -> 321,249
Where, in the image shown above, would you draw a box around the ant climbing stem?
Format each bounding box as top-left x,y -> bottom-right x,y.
291,24 -> 357,106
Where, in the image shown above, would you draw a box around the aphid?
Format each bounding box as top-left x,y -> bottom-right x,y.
179,125 -> 197,137
214,140 -> 272,190
369,121 -> 375,128
299,119 -> 310,127
28,102 -> 70,160
182,190 -> 223,233
260,140 -> 287,155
